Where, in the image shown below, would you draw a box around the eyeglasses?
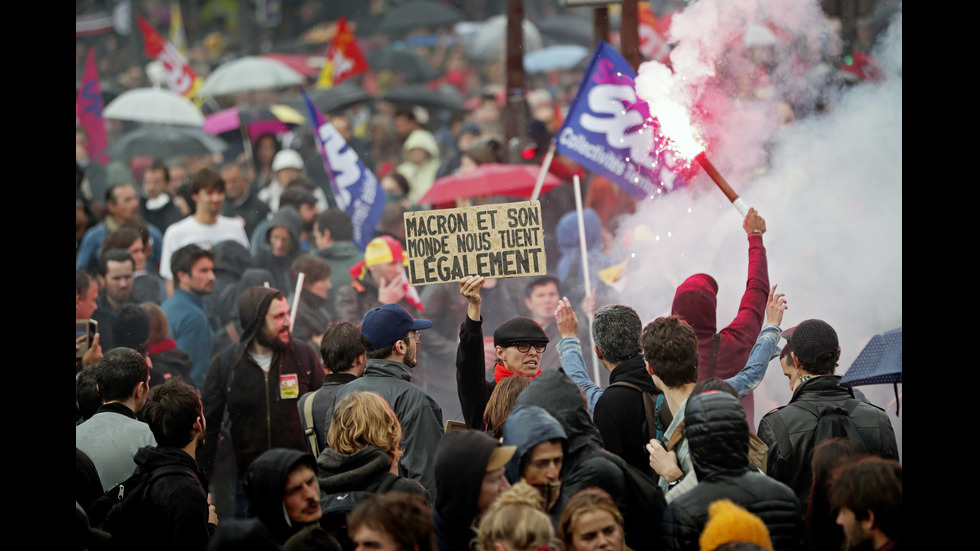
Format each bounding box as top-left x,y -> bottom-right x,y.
513,342 -> 546,354
411,331 -> 422,344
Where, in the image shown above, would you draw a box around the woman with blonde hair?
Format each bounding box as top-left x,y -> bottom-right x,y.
558,488 -> 626,551
317,391 -> 428,499
476,482 -> 555,551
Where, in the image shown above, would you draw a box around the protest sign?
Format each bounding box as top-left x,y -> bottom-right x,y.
403,201 -> 547,286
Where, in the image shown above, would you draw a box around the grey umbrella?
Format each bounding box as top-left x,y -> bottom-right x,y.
283,82 -> 372,115
382,83 -> 463,112
105,125 -> 228,160
378,1 -> 464,34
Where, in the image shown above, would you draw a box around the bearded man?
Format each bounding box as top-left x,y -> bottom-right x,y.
200,286 -> 324,516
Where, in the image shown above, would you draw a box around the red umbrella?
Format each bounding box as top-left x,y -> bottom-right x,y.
420,163 -> 562,204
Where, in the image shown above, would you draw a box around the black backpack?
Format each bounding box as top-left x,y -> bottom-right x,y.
318,475 -> 399,551
88,465 -> 199,548
768,398 -> 869,456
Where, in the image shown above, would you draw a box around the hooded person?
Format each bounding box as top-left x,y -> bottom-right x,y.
209,267 -> 277,358
396,128 -> 441,207
662,391 -> 802,551
205,240 -> 256,330
556,208 -> 612,309
432,430 -> 516,551
502,405 -> 568,525
200,287 -> 325,515
455,276 -> 551,431
244,449 -> 322,544
513,369 -> 667,551
670,208 -> 769,426
254,207 -> 304,297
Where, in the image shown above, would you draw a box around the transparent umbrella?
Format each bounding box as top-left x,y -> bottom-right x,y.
199,56 -> 306,97
103,87 -> 205,126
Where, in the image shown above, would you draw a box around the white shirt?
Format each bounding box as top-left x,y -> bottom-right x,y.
159,215 -> 249,280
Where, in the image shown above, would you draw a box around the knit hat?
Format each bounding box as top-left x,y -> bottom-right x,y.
348,236 -> 408,280
698,499 -> 773,551
786,319 -> 838,365
493,317 -> 549,348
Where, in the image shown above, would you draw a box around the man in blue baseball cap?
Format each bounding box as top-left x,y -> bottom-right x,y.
331,303 -> 443,499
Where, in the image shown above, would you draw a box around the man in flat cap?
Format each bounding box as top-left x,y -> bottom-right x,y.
757,319 -> 898,512
333,303 -> 442,498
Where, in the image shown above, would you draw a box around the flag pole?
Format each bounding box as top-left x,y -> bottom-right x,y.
289,272 -> 305,330
529,143 -> 556,201
572,175 -> 601,383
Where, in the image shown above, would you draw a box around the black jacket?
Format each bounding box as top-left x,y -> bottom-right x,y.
131,446 -> 215,551
200,338 -> 324,478
593,356 -> 665,475
316,445 -> 428,500
662,391 -> 802,551
455,316 -> 497,430
514,369 -> 666,551
757,375 -> 899,507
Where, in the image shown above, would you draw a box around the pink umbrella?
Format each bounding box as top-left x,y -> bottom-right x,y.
202,104 -> 306,137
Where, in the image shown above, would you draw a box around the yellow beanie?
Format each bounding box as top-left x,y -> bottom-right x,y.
699,499 -> 773,551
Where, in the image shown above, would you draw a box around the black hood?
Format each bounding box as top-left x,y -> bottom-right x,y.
433,430 -> 505,526
608,356 -> 658,391
212,240 -> 256,278
316,446 -> 391,494
685,391 -> 750,480
243,448 -> 318,543
238,286 -> 284,345
513,369 -> 604,467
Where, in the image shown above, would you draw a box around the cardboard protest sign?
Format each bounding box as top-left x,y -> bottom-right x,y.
403,201 -> 547,286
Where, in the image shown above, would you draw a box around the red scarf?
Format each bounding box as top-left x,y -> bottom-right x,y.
147,338 -> 177,355
493,361 -> 542,383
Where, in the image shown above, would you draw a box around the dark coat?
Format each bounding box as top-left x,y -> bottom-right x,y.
200,288 -> 324,478
131,446 -> 215,551
514,369 -> 666,551
662,391 -> 802,551
757,375 -> 899,508
316,445 -> 428,500
593,356 -> 664,475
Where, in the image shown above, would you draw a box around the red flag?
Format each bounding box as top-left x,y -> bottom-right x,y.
638,2 -> 671,62
137,14 -> 203,100
76,48 -> 108,164
316,17 -> 369,88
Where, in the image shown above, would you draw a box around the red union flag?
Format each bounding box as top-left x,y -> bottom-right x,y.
316,17 -> 369,89
638,2 -> 670,62
137,14 -> 203,100
76,48 -> 108,164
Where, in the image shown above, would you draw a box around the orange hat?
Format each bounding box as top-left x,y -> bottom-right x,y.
348,236 -> 408,280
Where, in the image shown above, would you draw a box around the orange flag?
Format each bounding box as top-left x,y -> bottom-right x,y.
316,17 -> 370,89
137,14 -> 203,102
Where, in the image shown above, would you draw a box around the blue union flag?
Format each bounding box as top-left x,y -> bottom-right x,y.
301,90 -> 385,251
555,41 -> 689,200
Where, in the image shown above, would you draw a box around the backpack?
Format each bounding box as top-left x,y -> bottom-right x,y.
591,451 -> 667,551
318,474 -> 399,551
88,465 -> 199,548
768,398 -> 869,457
608,381 -> 667,442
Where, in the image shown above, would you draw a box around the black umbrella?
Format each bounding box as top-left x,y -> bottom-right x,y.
537,14 -> 595,47
283,82 -> 372,115
105,125 -> 228,160
382,83 -> 463,112
378,1 -> 464,34
367,45 -> 438,82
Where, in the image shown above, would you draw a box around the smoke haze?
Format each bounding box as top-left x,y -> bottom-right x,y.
620,0 -> 902,457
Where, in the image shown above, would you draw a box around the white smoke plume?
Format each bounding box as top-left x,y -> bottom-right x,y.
617,0 -> 902,456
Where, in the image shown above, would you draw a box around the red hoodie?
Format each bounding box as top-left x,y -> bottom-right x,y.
671,234 -> 769,426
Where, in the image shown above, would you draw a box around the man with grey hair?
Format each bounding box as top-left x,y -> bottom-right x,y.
555,298 -> 666,475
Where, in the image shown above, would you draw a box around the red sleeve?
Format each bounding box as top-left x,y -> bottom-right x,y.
716,234 -> 769,378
